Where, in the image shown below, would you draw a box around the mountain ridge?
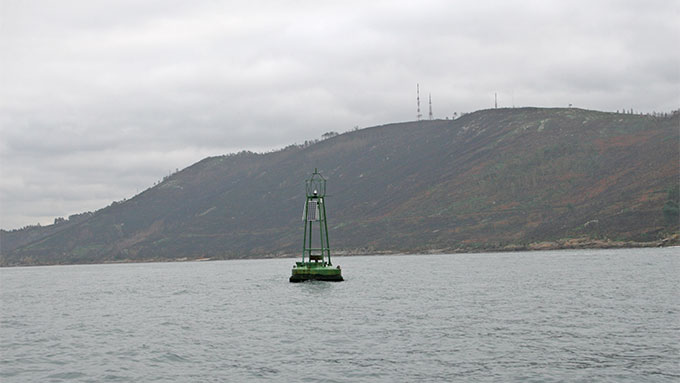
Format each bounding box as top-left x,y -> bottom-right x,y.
2,107 -> 678,266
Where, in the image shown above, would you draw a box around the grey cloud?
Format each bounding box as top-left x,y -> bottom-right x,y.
1,0 -> 678,229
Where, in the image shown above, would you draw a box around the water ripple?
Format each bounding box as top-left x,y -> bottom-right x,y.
1,248 -> 678,382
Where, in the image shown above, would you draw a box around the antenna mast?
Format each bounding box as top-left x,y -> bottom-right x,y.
428,93 -> 433,120
494,92 -> 498,109
417,84 -> 422,121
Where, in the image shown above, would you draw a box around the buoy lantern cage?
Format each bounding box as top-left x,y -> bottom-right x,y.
290,169 -> 343,282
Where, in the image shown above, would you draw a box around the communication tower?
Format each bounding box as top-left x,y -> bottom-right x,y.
417,84 -> 422,121
428,93 -> 433,120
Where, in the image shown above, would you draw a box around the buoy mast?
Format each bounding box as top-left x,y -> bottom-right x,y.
302,168 -> 331,265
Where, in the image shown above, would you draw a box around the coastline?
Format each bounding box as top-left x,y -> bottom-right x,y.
2,234 -> 677,268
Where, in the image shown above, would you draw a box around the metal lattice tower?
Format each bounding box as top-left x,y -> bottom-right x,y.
302,169 -> 331,265
417,84 -> 422,121
428,93 -> 433,120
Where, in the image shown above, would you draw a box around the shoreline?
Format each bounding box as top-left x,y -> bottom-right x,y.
2,235 -> 678,268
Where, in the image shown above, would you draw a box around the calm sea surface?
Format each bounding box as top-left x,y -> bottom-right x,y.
1,248 -> 678,382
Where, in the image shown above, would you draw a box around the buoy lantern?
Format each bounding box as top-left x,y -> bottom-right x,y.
290,169 -> 343,282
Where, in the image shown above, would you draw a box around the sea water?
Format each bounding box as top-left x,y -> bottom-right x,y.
1,248 -> 678,382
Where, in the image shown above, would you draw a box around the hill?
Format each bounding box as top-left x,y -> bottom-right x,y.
1,107 -> 678,266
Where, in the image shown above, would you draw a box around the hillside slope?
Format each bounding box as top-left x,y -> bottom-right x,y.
2,108 -> 678,266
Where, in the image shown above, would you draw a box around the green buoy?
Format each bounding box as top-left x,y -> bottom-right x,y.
290,169 -> 343,282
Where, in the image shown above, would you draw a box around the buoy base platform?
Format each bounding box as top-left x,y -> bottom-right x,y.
290,261 -> 343,282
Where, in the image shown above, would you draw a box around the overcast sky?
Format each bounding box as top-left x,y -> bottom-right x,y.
1,0 -> 678,230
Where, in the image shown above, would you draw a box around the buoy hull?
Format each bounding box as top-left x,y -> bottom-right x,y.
290,262 -> 343,282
